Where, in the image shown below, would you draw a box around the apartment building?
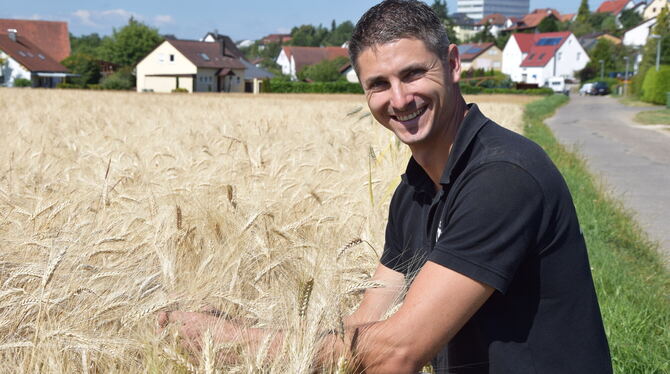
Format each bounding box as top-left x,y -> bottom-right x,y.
457,0 -> 530,19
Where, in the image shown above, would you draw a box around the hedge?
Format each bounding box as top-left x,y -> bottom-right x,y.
460,85 -> 554,95
13,78 -> 32,87
267,80 -> 364,94
641,65 -> 670,104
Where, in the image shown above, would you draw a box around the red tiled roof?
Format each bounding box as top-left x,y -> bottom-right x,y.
559,13 -> 576,22
476,13 -> 508,26
505,9 -> 562,31
518,31 -> 572,67
458,42 -> 496,61
512,33 -> 536,52
168,40 -> 245,69
282,46 -> 349,72
0,32 -> 69,72
596,0 -> 631,15
262,34 -> 292,44
0,19 -> 70,62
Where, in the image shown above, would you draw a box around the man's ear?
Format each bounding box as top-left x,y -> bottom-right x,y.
447,44 -> 462,84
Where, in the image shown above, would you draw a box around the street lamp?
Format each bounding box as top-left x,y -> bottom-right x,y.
651,34 -> 661,71
624,56 -> 630,96
599,59 -> 604,79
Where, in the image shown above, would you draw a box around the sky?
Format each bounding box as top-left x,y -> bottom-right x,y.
2,0 -> 587,41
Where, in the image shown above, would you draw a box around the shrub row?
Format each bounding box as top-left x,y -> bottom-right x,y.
641,65 -> 670,104
461,85 -> 554,95
267,80 -> 364,94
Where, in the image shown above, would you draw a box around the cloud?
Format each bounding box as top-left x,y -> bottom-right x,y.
71,8 -> 143,28
154,15 -> 174,25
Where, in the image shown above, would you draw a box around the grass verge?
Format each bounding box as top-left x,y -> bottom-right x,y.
524,95 -> 670,373
633,108 -> 670,125
619,96 -> 657,107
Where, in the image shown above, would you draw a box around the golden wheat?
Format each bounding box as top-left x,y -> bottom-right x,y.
0,88 -> 528,372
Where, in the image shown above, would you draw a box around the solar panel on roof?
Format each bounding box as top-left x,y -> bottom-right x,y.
469,47 -> 483,54
536,37 -> 562,46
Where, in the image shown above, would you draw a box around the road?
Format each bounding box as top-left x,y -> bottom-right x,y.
545,95 -> 670,267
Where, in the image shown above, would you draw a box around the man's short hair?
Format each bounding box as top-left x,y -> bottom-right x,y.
349,0 -> 451,73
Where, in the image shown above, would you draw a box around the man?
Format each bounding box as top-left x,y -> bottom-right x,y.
159,1 -> 612,372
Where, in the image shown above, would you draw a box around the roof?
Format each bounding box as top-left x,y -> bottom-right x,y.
0,32 -> 69,72
167,39 -> 245,69
239,58 -> 274,80
450,12 -> 476,26
559,13 -> 576,22
476,14 -> 508,26
202,32 -> 245,60
261,33 -> 292,44
458,42 -> 496,61
596,0 -> 632,14
518,31 -> 572,67
505,8 -> 562,31
281,46 -> 349,73
0,19 -> 70,62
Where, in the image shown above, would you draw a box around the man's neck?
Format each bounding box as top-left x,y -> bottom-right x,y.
410,98 -> 468,192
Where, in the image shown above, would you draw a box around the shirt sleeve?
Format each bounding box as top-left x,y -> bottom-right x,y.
380,188 -> 408,274
428,162 -> 544,294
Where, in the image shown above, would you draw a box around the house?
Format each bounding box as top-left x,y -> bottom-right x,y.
0,19 -> 70,62
136,38 -> 246,93
596,0 -> 637,15
0,29 -> 70,87
260,33 -> 292,45
644,0 -> 669,19
502,32 -> 589,86
579,32 -> 622,51
623,17 -> 656,47
503,9 -> 568,33
458,42 -> 503,71
451,13 -> 478,42
475,14 -> 509,37
276,46 -> 348,80
202,31 -> 274,93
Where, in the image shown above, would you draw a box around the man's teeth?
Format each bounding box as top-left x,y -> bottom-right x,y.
397,108 -> 424,121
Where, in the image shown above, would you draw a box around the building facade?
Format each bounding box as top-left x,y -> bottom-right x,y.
457,0 -> 530,20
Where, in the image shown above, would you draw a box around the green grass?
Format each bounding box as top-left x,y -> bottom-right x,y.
619,96 -> 657,107
633,108 -> 670,125
524,95 -> 670,374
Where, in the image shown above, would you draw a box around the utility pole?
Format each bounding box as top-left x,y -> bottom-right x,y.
624,56 -> 629,96
599,59 -> 604,79
651,34 -> 661,71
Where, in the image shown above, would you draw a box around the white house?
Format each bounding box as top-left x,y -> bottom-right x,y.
475,14 -> 509,37
502,32 -> 589,86
0,29 -> 70,87
136,38 -> 246,93
644,0 -> 669,19
623,17 -> 657,47
276,46 -> 348,80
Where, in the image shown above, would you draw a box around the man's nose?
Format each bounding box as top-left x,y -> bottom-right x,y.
390,83 -> 413,111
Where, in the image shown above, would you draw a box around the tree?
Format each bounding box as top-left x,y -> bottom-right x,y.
431,0 -> 459,44
633,7 -> 670,95
619,9 -> 643,30
577,0 -> 590,24
70,33 -> 104,56
324,21 -> 354,46
98,17 -> 162,67
600,15 -> 618,34
297,56 -> 348,82
538,16 -> 559,33
61,53 -> 102,86
471,21 -> 495,43
289,24 -> 329,46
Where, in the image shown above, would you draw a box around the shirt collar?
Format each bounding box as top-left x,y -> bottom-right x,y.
401,103 -> 489,193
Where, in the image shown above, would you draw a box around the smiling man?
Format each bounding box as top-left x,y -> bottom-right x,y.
159,1 -> 612,372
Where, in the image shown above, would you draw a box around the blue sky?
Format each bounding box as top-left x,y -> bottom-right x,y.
2,0 -> 586,41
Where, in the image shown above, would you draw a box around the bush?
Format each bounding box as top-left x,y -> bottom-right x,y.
56,82 -> 82,89
460,84 -> 553,95
268,79 -> 363,94
13,78 -> 32,87
100,68 -> 134,90
641,65 -> 670,104
172,87 -> 188,93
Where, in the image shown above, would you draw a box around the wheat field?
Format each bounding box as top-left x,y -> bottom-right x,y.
0,88 -> 529,373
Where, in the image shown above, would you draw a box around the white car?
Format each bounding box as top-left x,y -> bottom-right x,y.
548,77 -> 569,95
579,83 -> 594,96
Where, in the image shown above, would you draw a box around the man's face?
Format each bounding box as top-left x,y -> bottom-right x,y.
356,38 -> 460,147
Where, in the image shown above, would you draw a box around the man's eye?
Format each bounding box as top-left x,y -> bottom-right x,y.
368,81 -> 388,91
407,69 -> 425,79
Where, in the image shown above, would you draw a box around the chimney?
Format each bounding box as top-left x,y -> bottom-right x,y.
7,29 -> 17,42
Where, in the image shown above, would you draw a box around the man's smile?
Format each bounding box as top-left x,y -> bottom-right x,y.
392,106 -> 427,122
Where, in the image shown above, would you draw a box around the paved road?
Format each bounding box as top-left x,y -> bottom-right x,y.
545,95 -> 670,267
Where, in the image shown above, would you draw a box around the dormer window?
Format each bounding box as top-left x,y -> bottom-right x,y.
199,53 -> 210,61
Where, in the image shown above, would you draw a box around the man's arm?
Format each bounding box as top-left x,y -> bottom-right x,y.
345,263 -> 406,326
346,261 -> 494,373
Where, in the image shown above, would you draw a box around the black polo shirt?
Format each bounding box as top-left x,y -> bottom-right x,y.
381,104 -> 612,373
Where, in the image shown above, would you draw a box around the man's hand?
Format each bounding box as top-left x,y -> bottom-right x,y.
157,311 -> 230,352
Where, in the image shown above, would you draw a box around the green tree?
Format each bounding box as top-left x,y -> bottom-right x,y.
634,7 -> 670,95
471,22 -> 495,43
619,9 -> 643,30
289,24 -> 329,46
324,21 -> 354,46
297,56 -> 348,82
431,0 -> 459,44
70,33 -> 104,56
538,16 -> 559,32
98,17 -> 162,67
600,15 -> 618,34
61,53 -> 102,86
577,0 -> 590,24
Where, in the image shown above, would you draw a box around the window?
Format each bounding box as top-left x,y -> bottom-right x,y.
158,53 -> 165,63
199,52 -> 210,61
37,54 -> 45,60
539,53 -> 545,60
528,53 -> 535,60
577,52 -> 581,61
557,52 -> 562,60
18,50 -> 26,57
170,54 -> 175,62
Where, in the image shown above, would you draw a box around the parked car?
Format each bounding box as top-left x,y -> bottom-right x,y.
548,77 -> 569,96
591,81 -> 610,95
579,82 -> 594,96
